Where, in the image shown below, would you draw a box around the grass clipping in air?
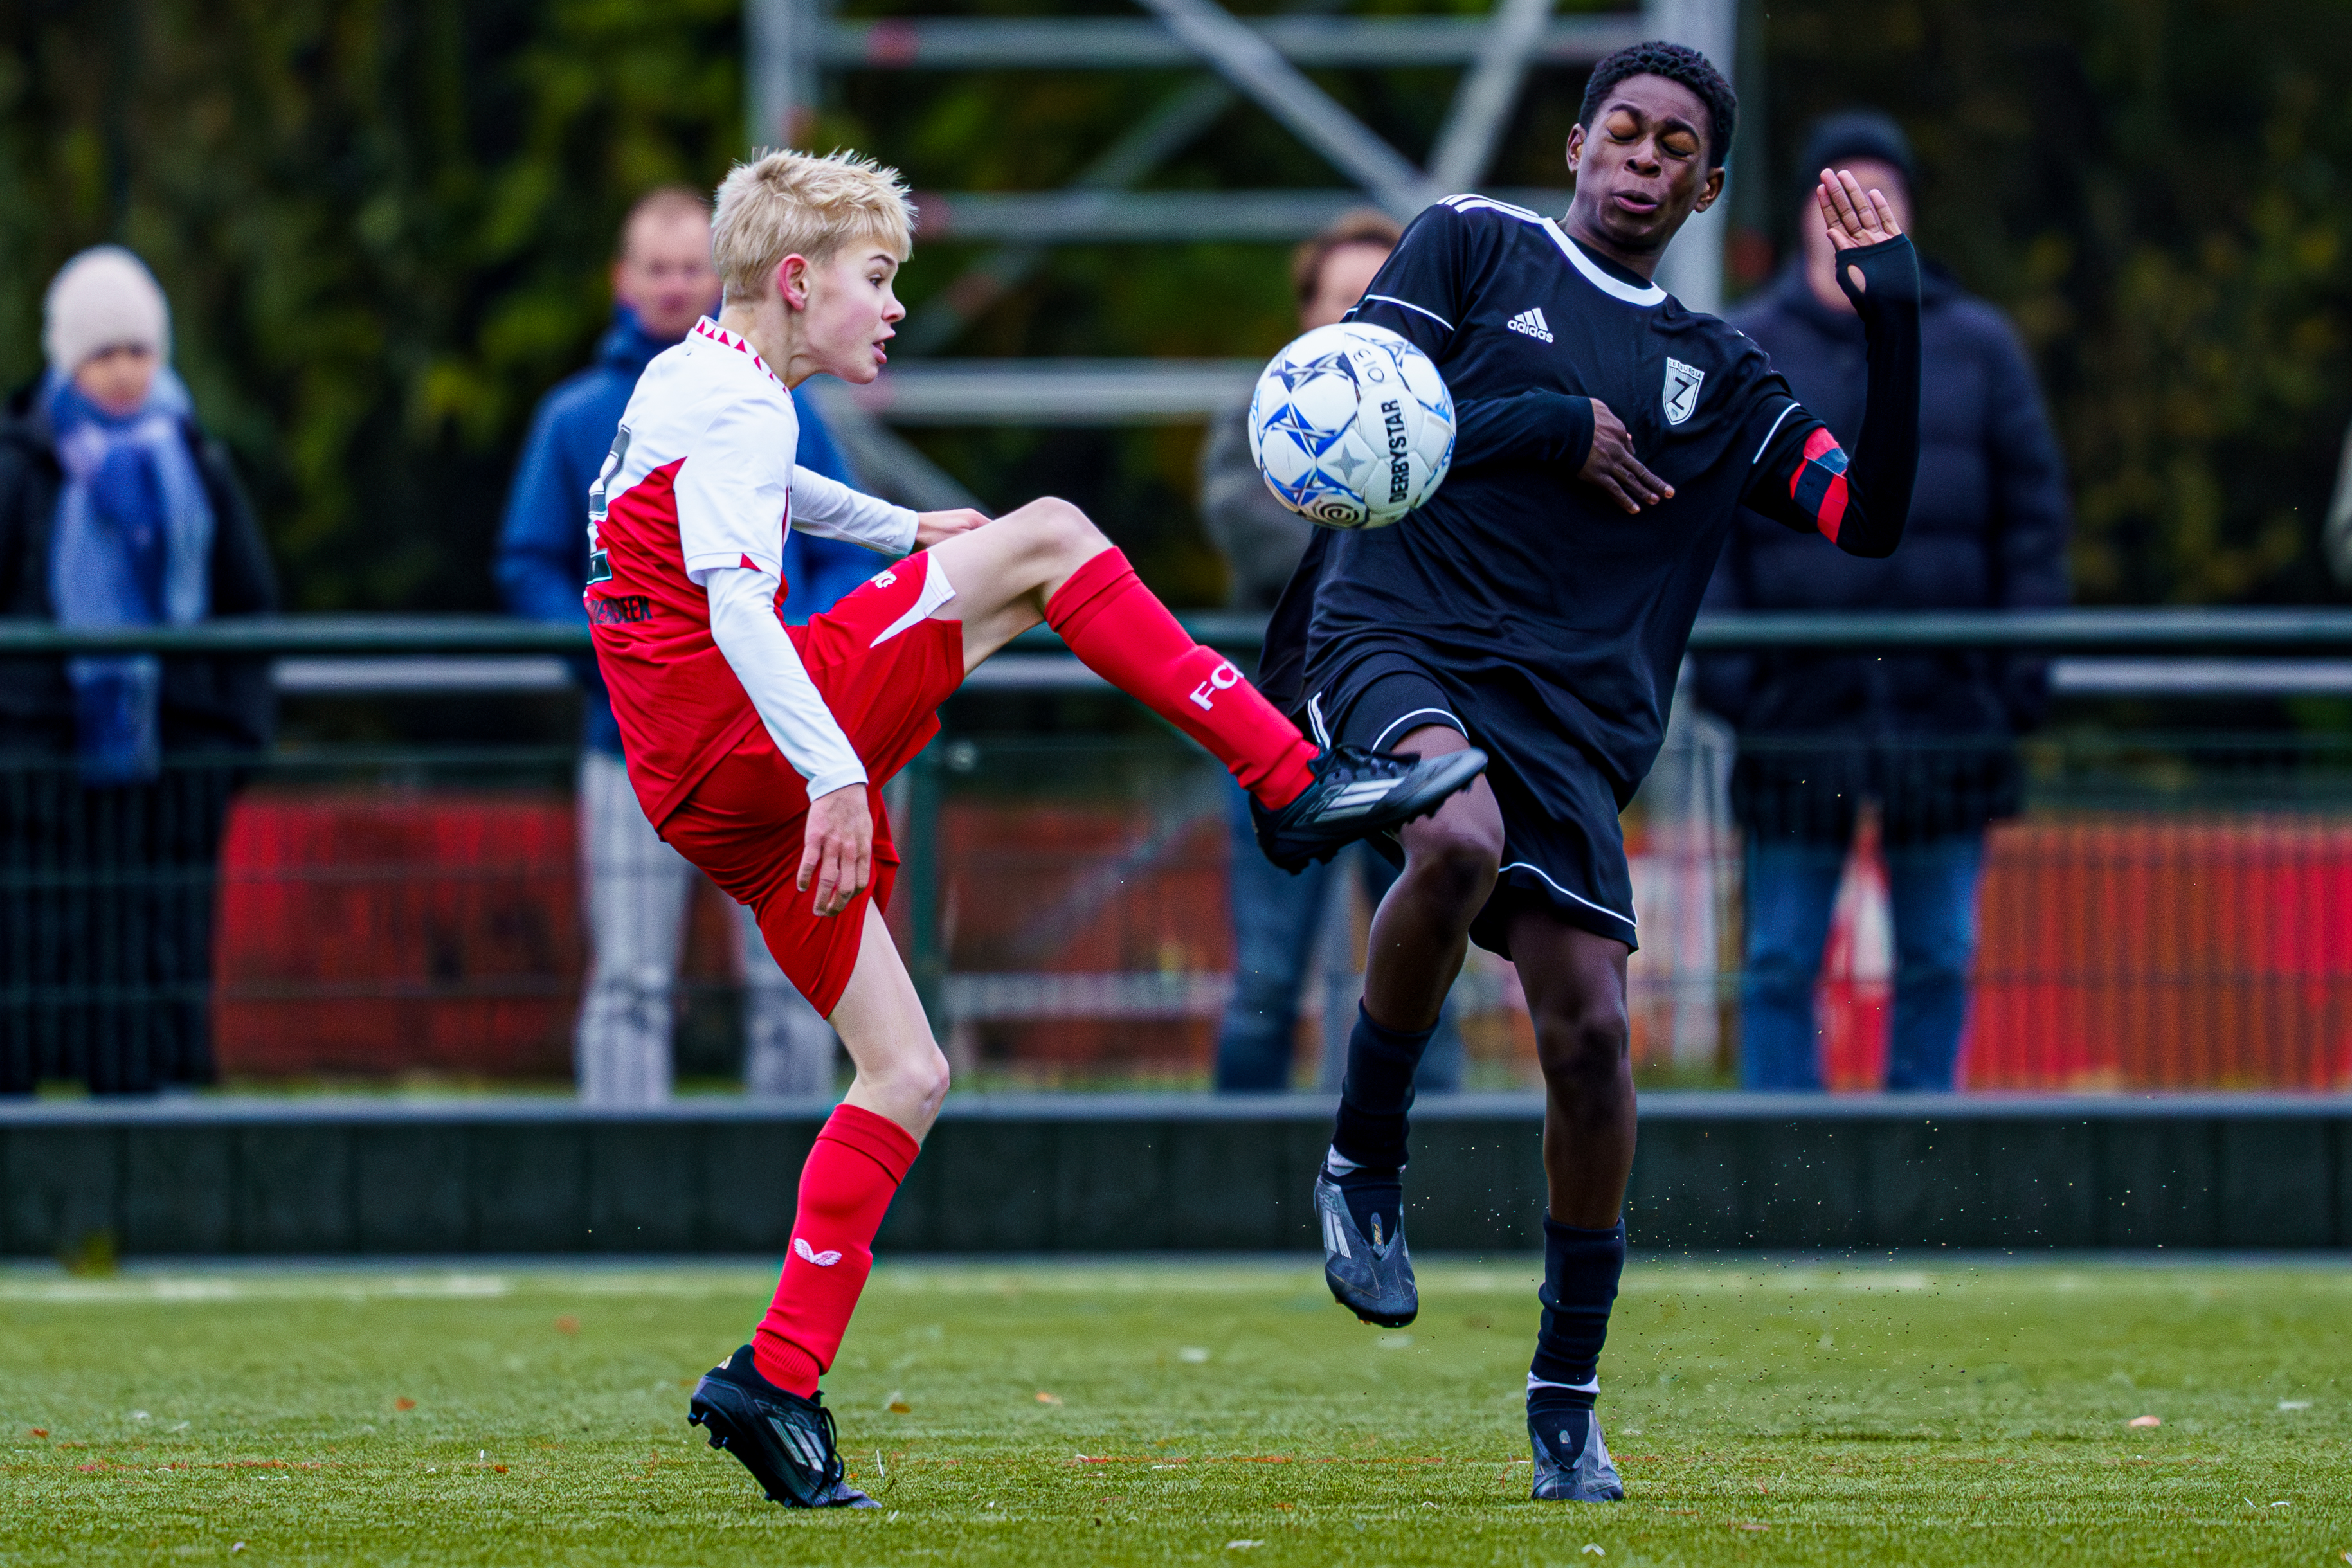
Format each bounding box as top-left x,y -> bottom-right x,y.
3,1259 -> 2348,1565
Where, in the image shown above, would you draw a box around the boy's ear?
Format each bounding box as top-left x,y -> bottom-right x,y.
776,253 -> 811,311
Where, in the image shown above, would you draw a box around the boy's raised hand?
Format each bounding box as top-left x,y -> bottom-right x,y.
1816,167 -> 1904,254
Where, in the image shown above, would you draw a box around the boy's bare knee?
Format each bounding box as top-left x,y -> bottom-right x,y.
865,1047 -> 950,1124
1533,1002 -> 1629,1099
1402,818 -> 1503,917
900,1046 -> 951,1102
1012,496 -> 1106,572
909,1050 -> 951,1117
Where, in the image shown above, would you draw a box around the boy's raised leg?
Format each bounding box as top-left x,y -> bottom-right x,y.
925,498 -> 1316,803
923,498 -> 1488,867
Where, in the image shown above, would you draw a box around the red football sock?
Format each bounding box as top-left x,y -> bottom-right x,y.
752,1103 -> 920,1397
1046,548 -> 1317,808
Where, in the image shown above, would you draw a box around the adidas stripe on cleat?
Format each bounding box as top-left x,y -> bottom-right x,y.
1314,1167 -> 1418,1328
687,1344 -> 876,1509
1251,743 -> 1487,873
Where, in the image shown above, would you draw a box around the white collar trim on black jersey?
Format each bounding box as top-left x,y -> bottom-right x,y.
1541,221 -> 1669,308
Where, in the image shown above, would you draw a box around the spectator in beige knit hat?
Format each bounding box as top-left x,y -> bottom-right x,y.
44,246 -> 170,417
0,243 -> 278,1097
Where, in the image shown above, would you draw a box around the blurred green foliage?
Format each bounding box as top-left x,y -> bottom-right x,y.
0,0 -> 2344,609
0,0 -> 743,611
1760,0 -> 2352,605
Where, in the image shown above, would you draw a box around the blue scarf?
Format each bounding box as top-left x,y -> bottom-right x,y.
45,368 -> 216,786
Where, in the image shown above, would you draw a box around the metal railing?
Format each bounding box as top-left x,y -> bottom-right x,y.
19,605 -> 2352,655
743,0 -> 1736,503
8,609 -> 2352,1096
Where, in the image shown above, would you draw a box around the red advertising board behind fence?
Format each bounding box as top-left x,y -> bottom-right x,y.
1963,816 -> 2352,1090
211,791 -> 2352,1090
1811,815 -> 2352,1091
213,790 -> 581,1077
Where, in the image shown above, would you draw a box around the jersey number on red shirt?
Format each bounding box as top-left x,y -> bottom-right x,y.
585,427 -> 630,586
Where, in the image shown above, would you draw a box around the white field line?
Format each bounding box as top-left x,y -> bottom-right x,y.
0,1271 -> 768,1305
4,1261 -> 2344,1306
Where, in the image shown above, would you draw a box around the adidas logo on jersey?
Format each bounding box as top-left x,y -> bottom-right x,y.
1505,307 -> 1554,343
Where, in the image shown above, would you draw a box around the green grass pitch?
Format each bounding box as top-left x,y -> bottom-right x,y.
5,1258 -> 2349,1565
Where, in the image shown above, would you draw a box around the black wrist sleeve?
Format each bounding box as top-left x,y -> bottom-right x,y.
1831,234 -> 1923,558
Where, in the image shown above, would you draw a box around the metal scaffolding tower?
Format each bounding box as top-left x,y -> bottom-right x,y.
748,0 -> 1737,509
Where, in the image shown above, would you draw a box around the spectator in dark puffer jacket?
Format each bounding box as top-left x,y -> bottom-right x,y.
1696,112 -> 2071,1092
0,246 -> 277,1095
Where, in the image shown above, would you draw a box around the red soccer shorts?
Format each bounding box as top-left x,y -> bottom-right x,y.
658,553 -> 965,1016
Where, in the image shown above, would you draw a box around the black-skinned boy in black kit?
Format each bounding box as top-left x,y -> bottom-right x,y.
1259,41 -> 1922,1502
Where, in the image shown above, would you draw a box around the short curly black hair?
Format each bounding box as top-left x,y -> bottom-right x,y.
1577,41 -> 1737,169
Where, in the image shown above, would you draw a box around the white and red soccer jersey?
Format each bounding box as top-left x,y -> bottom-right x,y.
585,318 -> 917,826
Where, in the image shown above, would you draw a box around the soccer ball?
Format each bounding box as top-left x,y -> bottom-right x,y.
1247,321 -> 1455,530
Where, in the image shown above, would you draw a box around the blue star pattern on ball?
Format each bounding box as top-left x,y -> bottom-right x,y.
1276,348 -> 1359,393
1261,397 -> 1349,460
1271,465 -> 1361,517
1248,321 -> 1454,530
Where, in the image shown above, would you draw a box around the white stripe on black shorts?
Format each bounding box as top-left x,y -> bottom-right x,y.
1308,649 -> 1640,956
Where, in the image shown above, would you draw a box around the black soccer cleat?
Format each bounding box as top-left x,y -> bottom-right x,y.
1529,1406 -> 1624,1502
1253,744 -> 1487,873
1314,1167 -> 1418,1328
688,1344 -> 876,1509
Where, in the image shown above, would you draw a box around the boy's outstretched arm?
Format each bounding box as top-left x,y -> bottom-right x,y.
788,466 -> 993,553
1741,171 -> 1922,559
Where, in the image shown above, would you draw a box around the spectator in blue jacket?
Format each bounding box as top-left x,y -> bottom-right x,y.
495,185 -> 876,1104
1696,113 -> 2072,1092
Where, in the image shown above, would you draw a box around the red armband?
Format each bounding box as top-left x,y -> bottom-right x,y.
1789,427 -> 1851,543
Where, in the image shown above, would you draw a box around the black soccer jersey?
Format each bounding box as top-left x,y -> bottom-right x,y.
1263,194 -> 1916,808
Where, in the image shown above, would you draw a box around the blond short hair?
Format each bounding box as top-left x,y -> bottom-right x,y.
710,149 -> 916,304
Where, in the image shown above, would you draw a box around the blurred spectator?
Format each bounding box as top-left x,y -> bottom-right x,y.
1202,208 -> 1464,1093
496,186 -> 874,1105
0,246 -> 277,1095
1697,112 -> 2071,1092
2324,417 -> 2352,586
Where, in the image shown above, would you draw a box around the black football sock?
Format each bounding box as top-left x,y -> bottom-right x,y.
1330,1002 -> 1433,1170
1528,1215 -> 1625,1451
1326,1003 -> 1435,1244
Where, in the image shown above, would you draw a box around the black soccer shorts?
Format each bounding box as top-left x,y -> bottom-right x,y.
1303,649 -> 1640,956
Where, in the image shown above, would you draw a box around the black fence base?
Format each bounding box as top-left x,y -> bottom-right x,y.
3,1093 -> 2347,1257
